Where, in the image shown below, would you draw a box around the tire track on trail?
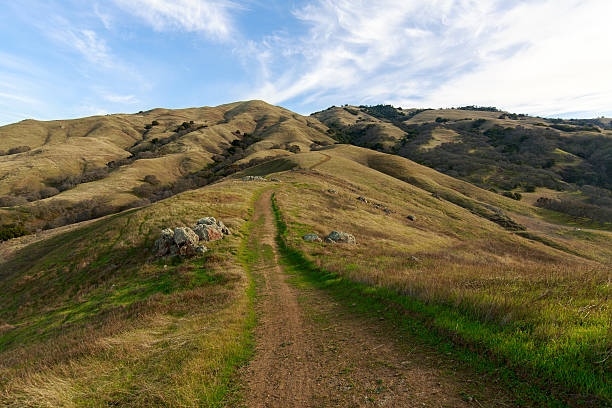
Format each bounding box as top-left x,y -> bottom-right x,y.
237,190 -> 518,407
309,152 -> 331,169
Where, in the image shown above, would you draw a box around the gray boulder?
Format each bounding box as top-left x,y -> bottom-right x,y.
241,175 -> 267,182
173,227 -> 199,247
325,231 -> 356,244
194,216 -> 231,240
406,215 -> 416,221
153,228 -> 175,257
303,233 -> 322,242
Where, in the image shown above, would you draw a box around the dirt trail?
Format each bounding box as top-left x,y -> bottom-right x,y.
309,152 -> 331,169
239,190 -> 516,407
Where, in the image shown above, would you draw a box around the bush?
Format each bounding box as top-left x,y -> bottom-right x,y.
502,191 -> 522,200
0,195 -> 28,207
144,175 -> 161,185
0,150 -> 6,156
8,146 -> 31,155
132,183 -> 157,198
0,224 -> 27,241
523,185 -> 536,193
287,145 -> 301,153
151,120 -> 159,126
144,124 -> 152,130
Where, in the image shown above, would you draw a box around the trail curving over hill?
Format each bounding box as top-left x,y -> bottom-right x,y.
236,189 -> 516,407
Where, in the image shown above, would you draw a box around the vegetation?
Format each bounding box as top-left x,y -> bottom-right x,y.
271,165 -> 612,405
0,182 -> 263,406
0,223 -> 27,241
314,104 -> 612,225
271,193 -> 609,406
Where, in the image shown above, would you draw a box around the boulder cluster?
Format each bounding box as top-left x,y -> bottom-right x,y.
302,230 -> 356,244
154,217 -> 230,257
241,176 -> 280,182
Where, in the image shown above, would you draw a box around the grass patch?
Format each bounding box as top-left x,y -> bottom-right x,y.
0,183 -> 263,407
271,192 -> 611,407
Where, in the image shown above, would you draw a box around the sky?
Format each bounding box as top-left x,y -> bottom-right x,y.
1,0 -> 611,125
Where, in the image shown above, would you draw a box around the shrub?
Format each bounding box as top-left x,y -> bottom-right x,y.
523,185 -> 536,193
132,183 -> 157,198
0,150 -> 6,156
0,196 -> 28,207
287,145 -> 301,153
0,224 -> 27,241
151,120 -> 159,126
144,175 -> 161,185
8,146 -> 31,155
502,191 -> 522,200
144,124 -> 152,130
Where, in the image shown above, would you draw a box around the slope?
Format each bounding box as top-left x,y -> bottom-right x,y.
313,105 -> 612,226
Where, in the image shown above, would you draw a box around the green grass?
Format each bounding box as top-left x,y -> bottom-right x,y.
271,192 -> 611,407
0,184 -> 265,407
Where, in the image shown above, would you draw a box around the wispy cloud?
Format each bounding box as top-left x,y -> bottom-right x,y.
113,0 -> 241,41
103,93 -> 138,103
246,0 -> 612,117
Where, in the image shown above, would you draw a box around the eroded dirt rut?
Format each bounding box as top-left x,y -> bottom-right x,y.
238,189 -> 516,407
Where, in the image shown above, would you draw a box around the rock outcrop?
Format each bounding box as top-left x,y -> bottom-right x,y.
303,233 -> 322,242
325,231 -> 356,244
153,216 -> 231,257
241,176 -> 268,182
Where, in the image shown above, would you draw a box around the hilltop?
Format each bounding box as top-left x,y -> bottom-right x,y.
0,101 -> 610,406
0,101 -> 333,233
313,104 -> 612,226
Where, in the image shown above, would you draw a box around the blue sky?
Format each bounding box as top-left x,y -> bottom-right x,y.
1,0 -> 611,125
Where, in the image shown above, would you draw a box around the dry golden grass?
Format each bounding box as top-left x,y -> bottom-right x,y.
264,146 -> 610,398
0,100 -> 333,213
0,179 -> 266,407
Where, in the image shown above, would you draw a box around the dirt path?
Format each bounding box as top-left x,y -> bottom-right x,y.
309,152 -> 331,169
238,190 -> 517,407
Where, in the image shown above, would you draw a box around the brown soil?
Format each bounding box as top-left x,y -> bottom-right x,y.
309,153 -> 332,169
237,190 -> 519,407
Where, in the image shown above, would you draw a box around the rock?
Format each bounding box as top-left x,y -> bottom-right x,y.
327,189 -> 337,194
153,217 -> 230,258
197,216 -> 217,226
193,224 -> 224,242
325,231 -> 356,244
407,215 -> 416,221
303,233 -> 322,242
241,175 -> 267,182
357,196 -> 369,203
194,216 -> 231,240
173,227 -> 199,247
269,177 -> 281,182
153,228 -> 175,256
431,192 -> 441,200
409,256 -> 420,262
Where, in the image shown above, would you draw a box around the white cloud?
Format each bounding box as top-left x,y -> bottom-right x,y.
0,92 -> 39,104
47,21 -> 114,67
103,93 -> 138,103
113,0 -> 240,41
247,0 -> 612,117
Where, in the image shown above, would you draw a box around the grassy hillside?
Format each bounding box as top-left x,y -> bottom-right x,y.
261,146 -> 611,402
0,179 -> 270,406
314,105 -> 612,227
1,102 -> 611,405
0,101 -> 333,234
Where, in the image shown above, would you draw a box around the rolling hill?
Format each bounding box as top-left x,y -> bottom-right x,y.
1,101 -> 610,406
